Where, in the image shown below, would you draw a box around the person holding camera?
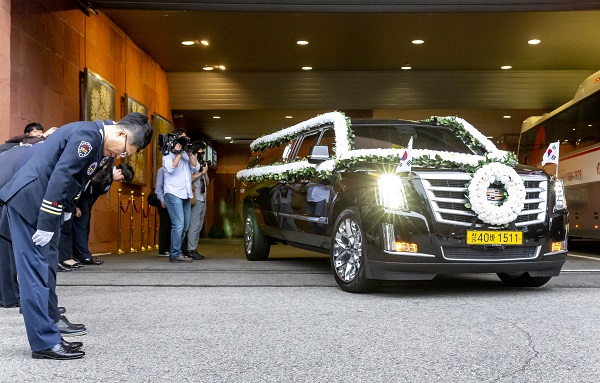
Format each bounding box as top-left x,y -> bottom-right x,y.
162,129 -> 200,263
186,141 -> 210,260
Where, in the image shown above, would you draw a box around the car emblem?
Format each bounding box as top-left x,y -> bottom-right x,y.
486,187 -> 505,205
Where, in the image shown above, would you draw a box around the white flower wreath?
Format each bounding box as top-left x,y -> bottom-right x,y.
467,162 -> 526,226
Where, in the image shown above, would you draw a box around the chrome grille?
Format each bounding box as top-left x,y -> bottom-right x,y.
417,171 -> 547,228
442,246 -> 540,261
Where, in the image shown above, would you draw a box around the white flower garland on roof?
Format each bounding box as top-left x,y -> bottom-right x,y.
250,111 -> 351,154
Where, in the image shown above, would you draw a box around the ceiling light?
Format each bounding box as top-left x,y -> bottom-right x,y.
181,41 -> 195,46
486,136 -> 493,139
501,65 -> 512,70
401,63 -> 411,70
297,40 -> 309,45
200,40 -> 209,46
302,66 -> 312,70
218,65 -> 226,70
285,116 -> 293,119
225,136 -> 232,139
503,115 -> 511,119
213,116 -> 220,119
230,140 -> 234,143
528,39 -> 541,45
203,66 -> 214,71
412,39 -> 424,45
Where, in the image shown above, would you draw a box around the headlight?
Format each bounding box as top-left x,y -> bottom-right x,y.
554,178 -> 566,211
377,174 -> 407,210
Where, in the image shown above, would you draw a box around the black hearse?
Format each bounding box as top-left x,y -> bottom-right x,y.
237,112 -> 568,293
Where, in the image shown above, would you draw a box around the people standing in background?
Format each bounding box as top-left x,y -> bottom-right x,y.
185,141 -> 209,260
155,167 -> 171,257
162,129 -> 200,263
72,161 -> 134,265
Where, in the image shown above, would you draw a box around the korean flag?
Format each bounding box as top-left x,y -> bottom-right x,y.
541,141 -> 560,166
395,137 -> 413,173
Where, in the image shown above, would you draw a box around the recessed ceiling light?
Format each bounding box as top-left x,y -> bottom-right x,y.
401,63 -> 411,70
486,136 -> 493,139
302,66 -> 312,70
297,40 -> 309,45
285,116 -> 293,119
589,124 -> 593,127
181,41 -> 195,46
225,136 -> 232,139
203,66 -> 214,71
200,40 -> 209,46
230,140 -> 234,143
528,39 -> 541,45
501,65 -> 512,70
412,39 -> 424,45
218,65 -> 226,70
213,116 -> 220,119
503,115 -> 511,119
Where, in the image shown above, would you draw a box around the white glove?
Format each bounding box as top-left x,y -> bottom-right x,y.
63,212 -> 72,221
32,230 -> 54,247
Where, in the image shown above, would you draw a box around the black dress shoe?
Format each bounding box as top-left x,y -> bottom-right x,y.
59,315 -> 86,329
58,263 -> 72,272
55,316 -> 87,336
61,337 -> 83,351
32,343 -> 85,360
58,306 -> 66,314
61,261 -> 83,269
81,257 -> 104,265
1,302 -> 19,308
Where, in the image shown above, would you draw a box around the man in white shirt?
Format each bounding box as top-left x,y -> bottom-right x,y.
162,130 -> 200,262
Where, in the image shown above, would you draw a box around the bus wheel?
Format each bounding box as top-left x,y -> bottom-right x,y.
244,207 -> 270,261
331,208 -> 380,293
497,273 -> 552,287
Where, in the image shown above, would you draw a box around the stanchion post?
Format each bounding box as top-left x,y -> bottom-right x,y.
129,191 -> 137,253
147,203 -> 153,250
140,192 -> 146,251
117,188 -> 125,254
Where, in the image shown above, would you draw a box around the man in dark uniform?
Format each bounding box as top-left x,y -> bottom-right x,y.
0,112 -> 152,360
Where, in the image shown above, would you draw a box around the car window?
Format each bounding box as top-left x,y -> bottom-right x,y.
294,131 -> 321,160
352,125 -> 477,154
253,143 -> 291,167
318,127 -> 335,154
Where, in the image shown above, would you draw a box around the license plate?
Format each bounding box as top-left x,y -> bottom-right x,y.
466,230 -> 522,245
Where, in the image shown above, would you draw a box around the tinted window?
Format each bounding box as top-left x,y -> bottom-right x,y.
352,124 -> 477,154
253,142 -> 292,167
294,131 -> 321,160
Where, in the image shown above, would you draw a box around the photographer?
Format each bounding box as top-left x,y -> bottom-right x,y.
161,129 -> 200,263
185,141 -> 209,260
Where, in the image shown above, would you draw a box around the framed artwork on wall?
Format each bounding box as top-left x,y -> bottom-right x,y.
152,113 -> 172,186
83,68 -> 116,121
123,94 -> 148,186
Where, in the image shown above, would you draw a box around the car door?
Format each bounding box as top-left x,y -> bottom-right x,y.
281,127 -> 335,247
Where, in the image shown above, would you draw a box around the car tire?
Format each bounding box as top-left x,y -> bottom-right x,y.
497,272 -> 552,287
331,207 -> 380,293
244,207 -> 270,261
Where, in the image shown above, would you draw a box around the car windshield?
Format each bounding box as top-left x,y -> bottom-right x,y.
352,124 -> 482,154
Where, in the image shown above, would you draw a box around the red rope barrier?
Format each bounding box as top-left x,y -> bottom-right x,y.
120,199 -> 131,213
133,198 -> 140,213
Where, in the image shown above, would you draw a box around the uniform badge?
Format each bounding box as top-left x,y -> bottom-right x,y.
99,156 -> 109,167
87,162 -> 97,175
78,141 -> 92,157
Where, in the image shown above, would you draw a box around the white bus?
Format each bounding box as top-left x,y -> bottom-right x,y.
519,69 -> 600,239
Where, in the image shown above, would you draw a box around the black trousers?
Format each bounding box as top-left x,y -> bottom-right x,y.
158,206 -> 171,254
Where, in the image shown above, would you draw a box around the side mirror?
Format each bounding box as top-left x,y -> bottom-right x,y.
308,145 -> 331,164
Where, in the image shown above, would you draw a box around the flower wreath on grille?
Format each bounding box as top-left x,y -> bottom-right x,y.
466,162 -> 526,226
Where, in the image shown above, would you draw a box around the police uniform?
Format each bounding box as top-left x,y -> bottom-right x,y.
0,120 -> 111,352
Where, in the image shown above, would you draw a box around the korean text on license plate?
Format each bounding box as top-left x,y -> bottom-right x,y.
466,230 -> 522,245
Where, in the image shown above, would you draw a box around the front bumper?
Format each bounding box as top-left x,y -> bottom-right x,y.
362,209 -> 568,281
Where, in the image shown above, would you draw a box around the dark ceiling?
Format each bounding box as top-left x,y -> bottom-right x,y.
88,1 -> 600,143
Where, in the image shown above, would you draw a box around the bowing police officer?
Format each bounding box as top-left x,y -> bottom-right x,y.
0,112 -> 152,360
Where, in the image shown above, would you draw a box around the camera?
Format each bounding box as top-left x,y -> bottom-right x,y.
158,131 -> 192,155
